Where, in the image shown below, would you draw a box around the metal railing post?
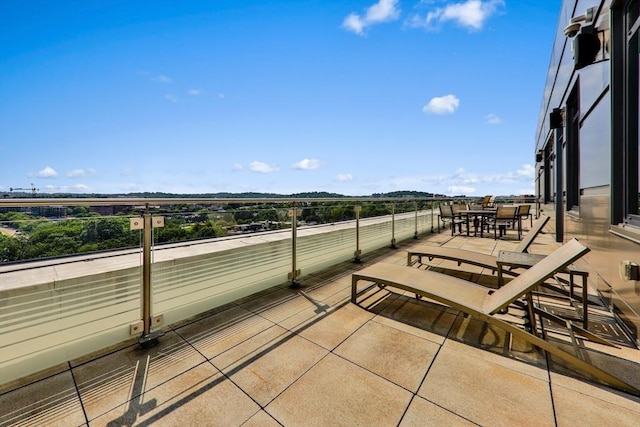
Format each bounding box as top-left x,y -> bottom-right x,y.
431,197 -> 435,233
414,202 -> 418,239
288,206 -> 300,287
137,205 -> 164,348
354,205 -> 362,263
390,202 -> 396,248
142,208 -> 152,335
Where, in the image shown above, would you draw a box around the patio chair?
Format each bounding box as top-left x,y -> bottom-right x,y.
450,203 -> 470,235
437,204 -> 466,236
480,195 -> 492,209
352,239 -> 638,395
517,204 -> 533,229
485,195 -> 496,208
406,215 -> 550,275
437,204 -> 453,233
486,205 -> 521,240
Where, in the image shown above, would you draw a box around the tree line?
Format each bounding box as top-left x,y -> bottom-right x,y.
0,200 -> 432,263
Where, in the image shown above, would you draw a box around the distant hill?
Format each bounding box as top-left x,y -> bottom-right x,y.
5,190 -> 454,199
372,191 -> 447,198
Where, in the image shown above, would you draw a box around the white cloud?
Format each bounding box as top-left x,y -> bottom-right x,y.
336,173 -> 354,182
516,164 -> 535,178
293,158 -> 322,170
153,75 -> 172,83
35,166 -> 58,178
250,161 -> 279,173
485,113 -> 502,124
448,185 -> 476,194
188,89 -> 201,96
343,0 -> 400,35
363,163 -> 536,196
407,0 -> 504,31
44,183 -> 89,192
232,163 -> 244,171
67,168 -> 96,178
165,94 -> 177,102
423,94 -> 460,114
218,93 -> 225,99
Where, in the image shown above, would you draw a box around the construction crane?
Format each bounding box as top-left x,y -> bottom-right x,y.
10,183 -> 38,197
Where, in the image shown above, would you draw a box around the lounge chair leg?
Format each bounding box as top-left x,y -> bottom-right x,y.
525,293 -> 537,336
483,314 -> 639,396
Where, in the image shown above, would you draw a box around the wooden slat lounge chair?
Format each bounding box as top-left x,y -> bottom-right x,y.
352,239 -> 638,395
407,215 -> 550,275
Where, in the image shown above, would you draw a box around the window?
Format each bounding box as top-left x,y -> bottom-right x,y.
612,0 -> 639,226
566,84 -> 580,211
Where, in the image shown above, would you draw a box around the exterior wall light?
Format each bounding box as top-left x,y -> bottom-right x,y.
564,6 -> 608,70
573,25 -> 602,69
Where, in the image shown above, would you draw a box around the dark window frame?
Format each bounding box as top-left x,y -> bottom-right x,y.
611,0 -> 639,227
566,83 -> 580,212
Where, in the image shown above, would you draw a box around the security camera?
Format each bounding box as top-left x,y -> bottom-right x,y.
564,7 -> 596,38
564,22 -> 582,37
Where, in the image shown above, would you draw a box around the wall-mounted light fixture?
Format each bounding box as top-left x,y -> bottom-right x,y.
550,108 -> 564,129
573,25 -> 601,69
564,6 -> 607,70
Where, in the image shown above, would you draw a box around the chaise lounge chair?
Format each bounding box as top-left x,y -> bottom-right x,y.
407,215 -> 550,275
352,239 -> 638,395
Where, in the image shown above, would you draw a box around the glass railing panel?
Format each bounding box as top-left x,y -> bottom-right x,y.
152,236 -> 292,326
297,226 -> 357,274
0,265 -> 141,384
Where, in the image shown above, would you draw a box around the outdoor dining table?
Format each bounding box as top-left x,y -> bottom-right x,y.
458,209 -> 496,237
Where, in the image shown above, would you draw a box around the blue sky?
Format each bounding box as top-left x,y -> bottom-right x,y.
0,0 -> 560,196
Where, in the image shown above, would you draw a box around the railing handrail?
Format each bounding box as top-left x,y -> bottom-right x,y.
0,196 -> 468,208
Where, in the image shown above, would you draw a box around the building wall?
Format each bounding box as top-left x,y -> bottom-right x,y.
535,0 -> 640,341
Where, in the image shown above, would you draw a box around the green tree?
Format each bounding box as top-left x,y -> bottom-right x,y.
0,234 -> 27,262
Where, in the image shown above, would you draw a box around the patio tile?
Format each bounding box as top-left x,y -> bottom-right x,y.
447,312 -> 545,367
89,362 -> 260,426
334,320 -> 440,391
371,294 -> 458,345
175,305 -> 276,359
240,409 -> 282,427
442,338 -> 548,380
266,353 -> 412,426
544,336 -> 640,393
73,330 -> 206,421
296,302 -> 375,350
302,275 -> 351,303
0,371 -> 86,427
399,395 -> 476,426
276,298 -> 344,333
238,288 -> 315,324
218,331 -> 328,406
210,324 -> 291,371
549,372 -> 640,413
551,376 -> 640,426
418,343 -> 554,426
